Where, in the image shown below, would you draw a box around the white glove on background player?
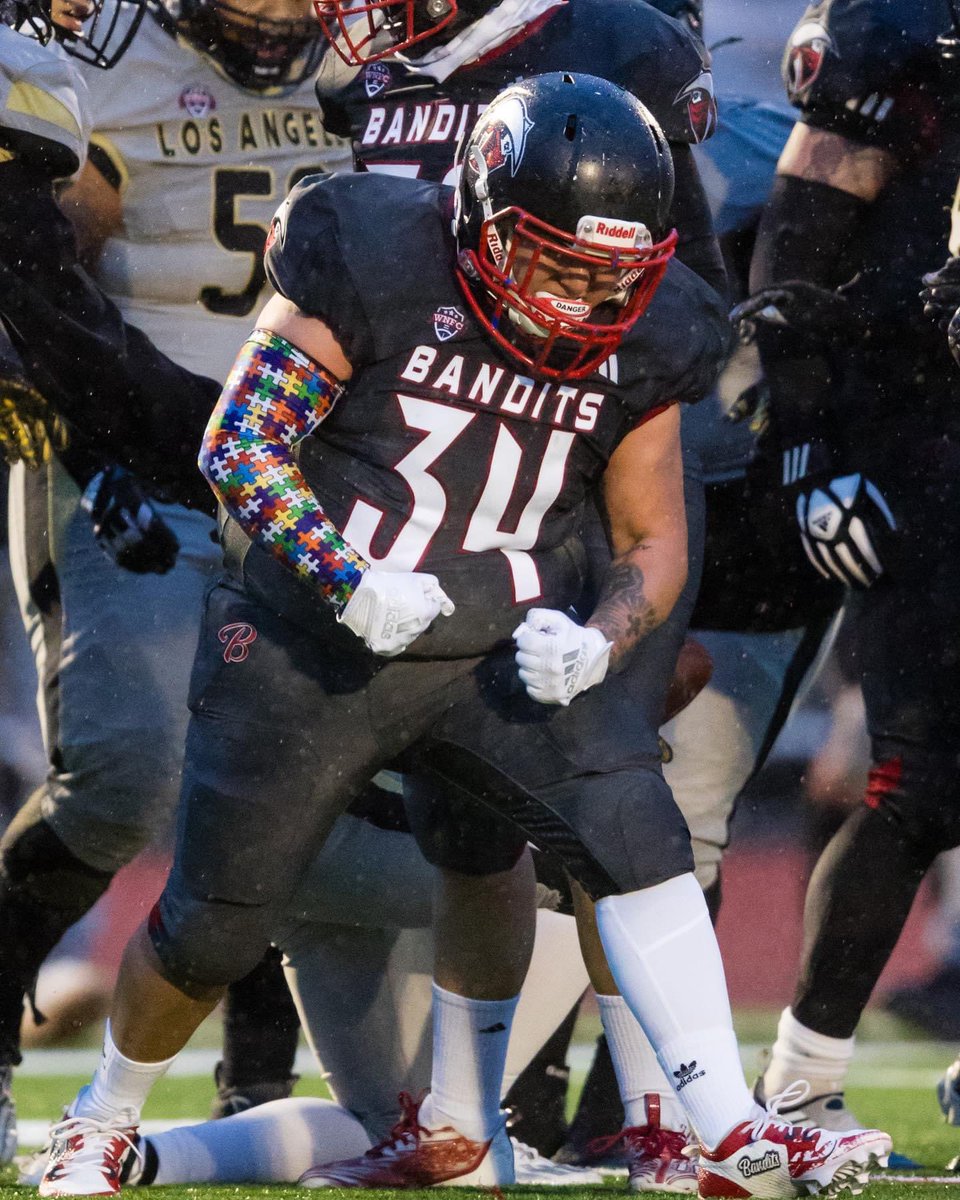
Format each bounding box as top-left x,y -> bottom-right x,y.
339,568 -> 455,656
514,608 -> 613,706
795,472 -> 896,589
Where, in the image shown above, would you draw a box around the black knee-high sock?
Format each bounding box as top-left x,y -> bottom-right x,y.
793,804 -> 937,1038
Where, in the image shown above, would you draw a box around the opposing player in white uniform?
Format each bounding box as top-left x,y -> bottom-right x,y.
0,0 -> 349,1155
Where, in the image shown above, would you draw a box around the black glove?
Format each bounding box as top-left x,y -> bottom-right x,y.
730,279 -> 863,349
80,465 -> 180,575
920,255 -> 960,331
920,256 -> 960,367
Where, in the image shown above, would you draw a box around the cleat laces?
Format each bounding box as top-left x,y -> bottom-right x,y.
588,1124 -> 691,1163
364,1091 -> 431,1161
749,1082 -> 839,1158
46,1115 -> 142,1184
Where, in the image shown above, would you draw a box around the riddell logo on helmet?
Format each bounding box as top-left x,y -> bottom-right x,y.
595,220 -> 635,243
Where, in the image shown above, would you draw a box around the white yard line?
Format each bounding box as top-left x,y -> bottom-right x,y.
16,1042 -> 951,1088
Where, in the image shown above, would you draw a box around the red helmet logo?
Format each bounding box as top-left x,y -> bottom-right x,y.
784,20 -> 834,100
674,70 -> 716,144
474,95 -> 534,177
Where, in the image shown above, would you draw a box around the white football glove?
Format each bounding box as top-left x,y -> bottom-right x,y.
339,568 -> 455,656
796,473 -> 896,589
513,608 -> 612,706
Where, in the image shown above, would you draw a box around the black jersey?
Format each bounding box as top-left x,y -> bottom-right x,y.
252,171 -> 727,658
317,0 -> 715,177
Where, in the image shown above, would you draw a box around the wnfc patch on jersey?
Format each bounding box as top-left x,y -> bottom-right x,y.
364,61 -> 392,97
784,19 -> 835,100
433,305 -> 465,342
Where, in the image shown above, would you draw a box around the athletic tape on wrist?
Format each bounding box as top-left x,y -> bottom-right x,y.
201,328 -> 368,609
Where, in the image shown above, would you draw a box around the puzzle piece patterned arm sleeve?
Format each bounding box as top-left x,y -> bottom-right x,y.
199,328 -> 369,610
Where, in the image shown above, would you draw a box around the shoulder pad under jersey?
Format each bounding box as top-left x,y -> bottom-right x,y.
264,171 -> 451,367
617,259 -> 732,412
0,25 -> 90,177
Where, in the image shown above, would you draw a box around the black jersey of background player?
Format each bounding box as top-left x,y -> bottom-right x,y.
314,0 -> 717,278
784,0 -> 960,441
249,172 -> 727,659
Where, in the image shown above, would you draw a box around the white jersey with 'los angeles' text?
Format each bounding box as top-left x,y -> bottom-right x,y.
74,6 -> 351,381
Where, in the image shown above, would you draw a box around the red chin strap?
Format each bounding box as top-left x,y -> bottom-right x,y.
314,0 -> 457,64
456,207 -> 677,381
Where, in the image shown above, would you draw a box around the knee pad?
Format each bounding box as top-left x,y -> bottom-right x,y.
403,773 -> 527,877
148,889 -> 276,997
863,743 -> 960,856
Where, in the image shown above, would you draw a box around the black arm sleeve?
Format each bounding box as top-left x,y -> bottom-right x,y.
748,173 -> 869,445
669,143 -> 728,301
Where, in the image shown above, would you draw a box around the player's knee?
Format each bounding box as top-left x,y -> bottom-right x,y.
559,769 -> 695,900
863,745 -> 960,855
404,776 -> 527,876
148,892 -> 275,994
46,733 -> 182,872
0,788 -> 112,910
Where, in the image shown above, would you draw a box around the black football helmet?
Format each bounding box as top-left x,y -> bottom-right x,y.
149,0 -> 324,90
454,72 -> 676,381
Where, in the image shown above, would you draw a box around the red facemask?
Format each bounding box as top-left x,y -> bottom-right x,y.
457,206 -> 677,381
314,0 -> 457,64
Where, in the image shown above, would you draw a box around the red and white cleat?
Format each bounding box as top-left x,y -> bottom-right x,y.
298,1091 -> 514,1189
589,1094 -> 698,1193
38,1103 -> 141,1198
697,1085 -> 891,1199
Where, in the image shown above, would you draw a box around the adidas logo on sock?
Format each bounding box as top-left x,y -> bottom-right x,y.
479,1022 -> 507,1034
673,1060 -> 706,1090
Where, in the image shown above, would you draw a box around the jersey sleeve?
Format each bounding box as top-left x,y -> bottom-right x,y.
781,0 -> 943,152
264,173 -> 378,367
620,259 -> 732,421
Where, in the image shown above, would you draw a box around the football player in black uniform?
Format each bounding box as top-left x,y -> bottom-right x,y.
733,0 -> 960,1127
311,0 -> 726,1184
40,75 -> 890,1198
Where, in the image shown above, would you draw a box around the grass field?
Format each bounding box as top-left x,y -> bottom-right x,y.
3,1030 -> 959,1200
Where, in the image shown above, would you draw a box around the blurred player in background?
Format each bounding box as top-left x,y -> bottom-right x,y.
735,0 -> 960,1130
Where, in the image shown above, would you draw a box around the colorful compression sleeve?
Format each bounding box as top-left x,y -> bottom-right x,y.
200,329 -> 369,609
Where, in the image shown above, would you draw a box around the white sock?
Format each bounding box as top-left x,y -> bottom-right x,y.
149,1097 -> 371,1184
596,874 -> 753,1147
596,993 -> 686,1131
75,1022 -> 179,1124
426,982 -> 518,1141
762,1007 -> 855,1097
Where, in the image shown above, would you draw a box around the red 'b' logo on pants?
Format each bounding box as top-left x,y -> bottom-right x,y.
218,622 -> 258,663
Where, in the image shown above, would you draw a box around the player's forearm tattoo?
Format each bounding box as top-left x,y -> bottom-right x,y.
588,555 -> 659,670
199,329 -> 369,609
